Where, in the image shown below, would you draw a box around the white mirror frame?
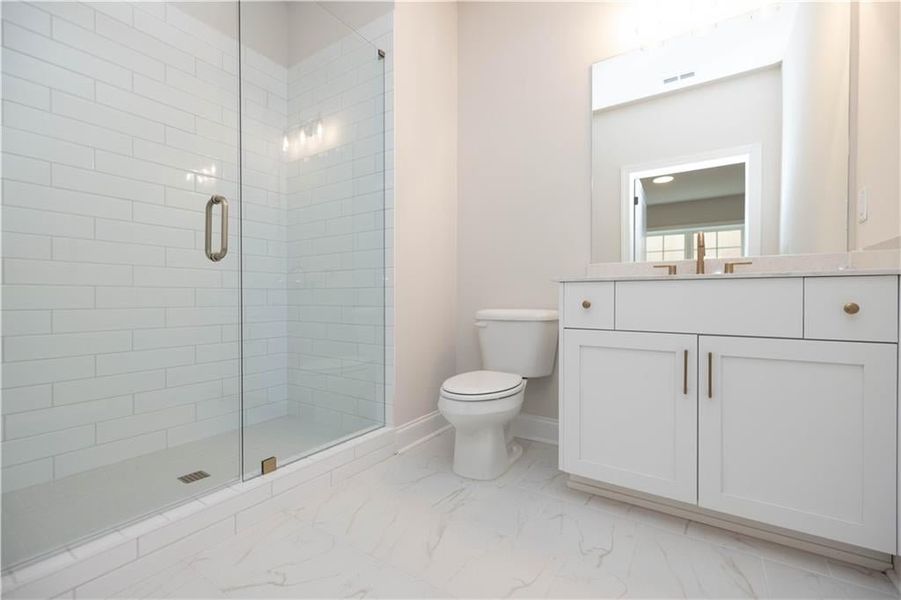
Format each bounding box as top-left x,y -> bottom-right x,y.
619,144 -> 763,262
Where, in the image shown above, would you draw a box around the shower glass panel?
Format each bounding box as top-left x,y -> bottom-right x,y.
239,2 -> 388,478
0,0 -> 388,571
1,2 -> 242,569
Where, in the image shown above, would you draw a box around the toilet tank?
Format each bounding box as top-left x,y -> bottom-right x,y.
476,309 -> 559,377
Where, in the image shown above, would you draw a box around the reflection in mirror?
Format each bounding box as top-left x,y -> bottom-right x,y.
637,163 -> 746,263
591,2 -> 901,264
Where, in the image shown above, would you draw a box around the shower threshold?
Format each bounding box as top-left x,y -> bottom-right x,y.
2,415 -> 378,571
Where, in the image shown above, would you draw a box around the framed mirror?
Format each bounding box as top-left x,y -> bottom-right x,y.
591,2 -> 900,264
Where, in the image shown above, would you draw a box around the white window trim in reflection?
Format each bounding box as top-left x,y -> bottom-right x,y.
645,224 -> 745,263
620,144 -> 762,262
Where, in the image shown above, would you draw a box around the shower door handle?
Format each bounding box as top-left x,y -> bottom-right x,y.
205,195 -> 228,262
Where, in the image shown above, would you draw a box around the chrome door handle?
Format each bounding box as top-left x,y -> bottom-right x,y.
707,352 -> 713,399
205,195 -> 228,262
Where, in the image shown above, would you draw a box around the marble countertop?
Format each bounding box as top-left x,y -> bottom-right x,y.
557,268 -> 901,283
561,250 -> 901,282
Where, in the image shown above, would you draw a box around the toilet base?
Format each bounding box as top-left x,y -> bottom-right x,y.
438,384 -> 526,481
507,441 -> 524,466
451,432 -> 523,480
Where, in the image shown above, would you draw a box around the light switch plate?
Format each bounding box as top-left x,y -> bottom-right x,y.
857,187 -> 868,223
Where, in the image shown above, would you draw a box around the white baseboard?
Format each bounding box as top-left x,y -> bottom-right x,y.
394,410 -> 450,453
512,413 -> 558,445
393,411 -> 559,452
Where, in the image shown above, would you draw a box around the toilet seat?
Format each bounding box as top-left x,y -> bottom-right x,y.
440,370 -> 524,402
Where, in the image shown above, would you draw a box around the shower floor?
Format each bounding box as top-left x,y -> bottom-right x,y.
1,415 -> 378,570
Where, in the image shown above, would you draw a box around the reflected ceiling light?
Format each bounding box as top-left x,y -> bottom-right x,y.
292,118 -> 324,147
653,175 -> 675,184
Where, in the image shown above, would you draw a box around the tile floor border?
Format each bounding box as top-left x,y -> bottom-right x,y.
89,432 -> 900,600
1,426 -> 397,599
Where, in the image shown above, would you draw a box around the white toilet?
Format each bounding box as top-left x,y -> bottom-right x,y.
438,309 -> 559,480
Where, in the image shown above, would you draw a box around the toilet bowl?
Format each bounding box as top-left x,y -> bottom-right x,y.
439,370 -> 526,480
438,309 -> 558,480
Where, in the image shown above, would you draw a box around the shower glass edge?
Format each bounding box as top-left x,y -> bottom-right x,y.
238,0 -> 388,481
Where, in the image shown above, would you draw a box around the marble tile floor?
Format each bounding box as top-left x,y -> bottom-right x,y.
105,431 -> 899,599
2,416 -> 376,570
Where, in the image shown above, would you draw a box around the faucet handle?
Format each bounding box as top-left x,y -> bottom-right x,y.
724,261 -> 753,274
652,264 -> 677,275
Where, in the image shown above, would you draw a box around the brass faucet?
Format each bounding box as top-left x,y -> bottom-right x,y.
696,232 -> 706,274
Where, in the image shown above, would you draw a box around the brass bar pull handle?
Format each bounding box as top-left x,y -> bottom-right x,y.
724,261 -> 752,274
654,264 -> 677,275
205,195 -> 228,262
707,352 -> 713,399
683,349 -> 688,395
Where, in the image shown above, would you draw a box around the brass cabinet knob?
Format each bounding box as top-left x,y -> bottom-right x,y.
581,300 -> 591,309
843,302 -> 860,315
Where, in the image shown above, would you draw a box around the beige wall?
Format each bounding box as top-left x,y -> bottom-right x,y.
456,3 -> 626,417
592,68 -> 782,261
780,2 -> 850,255
647,195 -> 745,231
401,1 -> 899,424
852,1 -> 900,251
393,2 -> 459,425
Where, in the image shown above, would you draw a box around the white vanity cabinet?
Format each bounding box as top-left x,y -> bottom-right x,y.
559,274 -> 899,557
562,330 -> 697,503
699,336 -> 897,552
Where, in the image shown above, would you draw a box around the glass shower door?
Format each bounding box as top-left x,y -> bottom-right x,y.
1,1 -> 242,569
239,2 -> 389,477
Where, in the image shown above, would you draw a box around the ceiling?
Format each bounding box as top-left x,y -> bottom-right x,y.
178,2 -> 392,67
640,163 -> 745,205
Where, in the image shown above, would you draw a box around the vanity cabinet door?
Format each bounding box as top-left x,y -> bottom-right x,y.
561,330 -> 697,503
698,336 -> 897,553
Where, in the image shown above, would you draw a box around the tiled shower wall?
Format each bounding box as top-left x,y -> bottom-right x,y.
284,13 -> 393,433
0,2 -> 289,491
1,1 -> 392,493
236,32 -> 291,433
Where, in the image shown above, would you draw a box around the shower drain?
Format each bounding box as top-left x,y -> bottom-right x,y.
177,470 -> 210,484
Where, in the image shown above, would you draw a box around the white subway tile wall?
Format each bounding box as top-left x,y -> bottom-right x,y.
1,0 -> 391,568
2,1 -> 243,493
284,14 -> 392,434
2,0 -> 392,486
235,17 -> 291,438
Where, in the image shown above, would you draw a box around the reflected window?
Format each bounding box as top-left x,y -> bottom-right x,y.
647,227 -> 744,262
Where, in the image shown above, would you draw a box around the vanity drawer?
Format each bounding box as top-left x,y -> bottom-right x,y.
564,282 -> 614,329
804,276 -> 898,343
616,278 -> 803,337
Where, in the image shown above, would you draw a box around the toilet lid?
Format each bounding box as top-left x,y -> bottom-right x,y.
441,370 -> 523,397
